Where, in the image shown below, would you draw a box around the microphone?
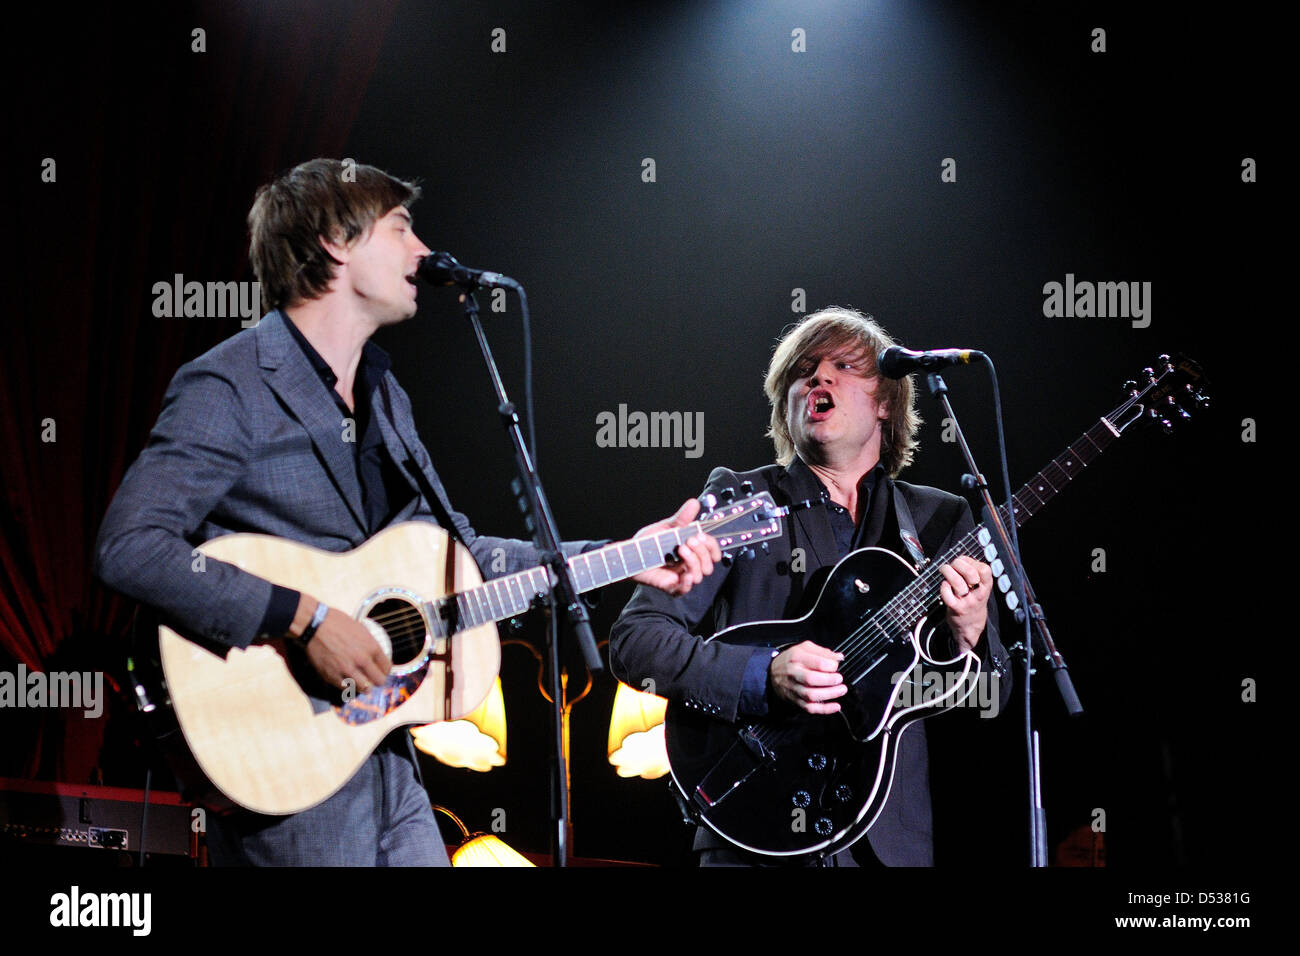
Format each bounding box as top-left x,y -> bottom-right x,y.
877,346 -> 985,378
417,251 -> 518,289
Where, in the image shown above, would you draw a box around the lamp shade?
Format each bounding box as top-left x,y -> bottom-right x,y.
607,681 -> 669,779
452,833 -> 536,867
411,677 -> 506,771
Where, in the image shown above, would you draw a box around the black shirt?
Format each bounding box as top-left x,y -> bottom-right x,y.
257,315 -> 415,635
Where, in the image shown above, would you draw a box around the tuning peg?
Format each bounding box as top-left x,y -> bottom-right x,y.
1159,418 -> 1174,434
719,487 -> 736,503
721,552 -> 735,566
1177,409 -> 1191,421
1194,391 -> 1210,409
743,547 -> 757,559
1157,353 -> 1171,367
740,481 -> 755,496
1143,367 -> 1155,383
759,542 -> 770,555
1122,379 -> 1138,394
699,493 -> 718,512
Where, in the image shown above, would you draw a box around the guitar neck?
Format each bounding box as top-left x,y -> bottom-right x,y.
832,355 -> 1205,681
858,415 -> 1126,654
995,415 -> 1120,531
446,524 -> 705,631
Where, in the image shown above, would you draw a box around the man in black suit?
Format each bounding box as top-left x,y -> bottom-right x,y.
610,306 -> 1012,866
96,158 -> 720,865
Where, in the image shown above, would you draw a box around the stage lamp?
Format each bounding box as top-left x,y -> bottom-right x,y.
607,681 -> 669,779
411,677 -> 506,771
432,805 -> 535,867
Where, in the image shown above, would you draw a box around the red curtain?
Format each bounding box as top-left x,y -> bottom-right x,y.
2,0 -> 399,781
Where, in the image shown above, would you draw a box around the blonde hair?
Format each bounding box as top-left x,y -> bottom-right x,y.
763,306 -> 921,477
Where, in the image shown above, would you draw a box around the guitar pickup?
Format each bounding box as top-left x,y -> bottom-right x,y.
693,727 -> 772,810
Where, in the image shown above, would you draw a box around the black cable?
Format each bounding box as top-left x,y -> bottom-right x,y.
982,357 -> 1039,865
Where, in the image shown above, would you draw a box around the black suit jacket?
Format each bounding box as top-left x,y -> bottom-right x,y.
610,458 -> 1012,866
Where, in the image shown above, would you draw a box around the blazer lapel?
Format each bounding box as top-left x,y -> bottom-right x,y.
256,312 -> 368,535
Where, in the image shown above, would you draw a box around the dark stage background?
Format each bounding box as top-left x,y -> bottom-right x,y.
4,0 -> 1266,883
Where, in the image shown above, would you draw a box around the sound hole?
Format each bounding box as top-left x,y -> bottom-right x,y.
365,598 -> 427,666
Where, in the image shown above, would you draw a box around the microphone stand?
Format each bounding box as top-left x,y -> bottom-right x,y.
923,364 -> 1082,868
455,287 -> 602,868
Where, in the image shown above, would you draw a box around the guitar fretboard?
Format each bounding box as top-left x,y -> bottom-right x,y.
996,416 -> 1118,529
839,414 -> 1124,677
444,525 -> 704,631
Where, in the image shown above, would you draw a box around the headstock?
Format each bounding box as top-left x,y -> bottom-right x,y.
696,491 -> 785,562
1114,353 -> 1208,435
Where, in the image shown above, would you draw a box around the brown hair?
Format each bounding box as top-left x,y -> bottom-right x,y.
763,306 -> 921,477
247,158 -> 421,311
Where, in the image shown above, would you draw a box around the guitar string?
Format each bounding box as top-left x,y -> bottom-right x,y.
334,418 -> 1118,685
749,534 -> 982,748
830,423 -> 1119,672
376,420 -> 1117,691
834,534 -> 985,672
747,422 -> 1123,748
832,489 -> 1030,670
362,511 -> 774,651
365,431 -> 1108,680
374,441 -> 1068,687
831,486 -> 1041,675
319,515 -> 770,683
728,379 -> 1191,752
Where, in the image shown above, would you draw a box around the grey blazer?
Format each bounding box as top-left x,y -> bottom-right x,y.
96,310 -> 572,650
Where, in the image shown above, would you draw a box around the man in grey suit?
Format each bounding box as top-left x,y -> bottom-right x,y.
611,306 -> 1012,866
95,158 -> 720,865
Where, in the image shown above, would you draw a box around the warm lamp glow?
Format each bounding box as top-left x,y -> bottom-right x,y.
411,677 -> 506,771
607,681 -> 669,779
433,805 -> 534,867
452,834 -> 536,867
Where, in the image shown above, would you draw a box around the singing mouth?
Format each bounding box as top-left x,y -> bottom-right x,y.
808,389 -> 835,419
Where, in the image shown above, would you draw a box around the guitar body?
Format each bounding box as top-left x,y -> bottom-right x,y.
155,522 -> 499,816
665,547 -> 980,858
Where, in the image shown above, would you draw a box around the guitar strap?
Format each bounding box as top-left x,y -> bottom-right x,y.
370,374 -> 469,550
890,484 -> 929,567
375,379 -> 466,721
402,455 -> 467,549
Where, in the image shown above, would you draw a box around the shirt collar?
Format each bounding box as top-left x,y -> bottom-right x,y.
791,456 -> 886,503
279,310 -> 392,389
